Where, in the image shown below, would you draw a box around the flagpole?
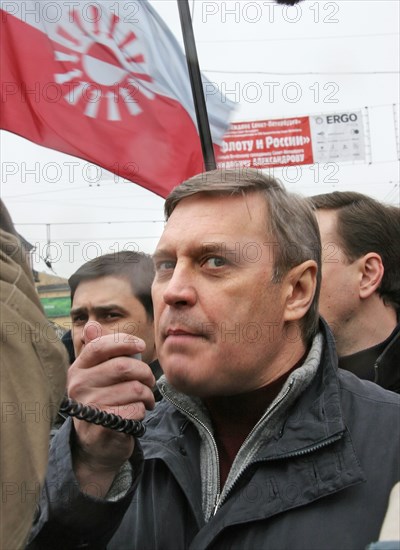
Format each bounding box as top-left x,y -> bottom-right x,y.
177,0 -> 216,171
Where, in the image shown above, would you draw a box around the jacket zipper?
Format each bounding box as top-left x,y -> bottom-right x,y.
212,379 -> 294,515
161,389 -> 221,517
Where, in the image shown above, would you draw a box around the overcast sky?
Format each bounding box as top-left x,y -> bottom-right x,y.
1,0 -> 399,278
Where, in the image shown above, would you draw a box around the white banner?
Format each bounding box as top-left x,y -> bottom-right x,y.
310,111 -> 365,163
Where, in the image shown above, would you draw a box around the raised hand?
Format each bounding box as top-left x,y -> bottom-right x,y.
67,322 -> 155,496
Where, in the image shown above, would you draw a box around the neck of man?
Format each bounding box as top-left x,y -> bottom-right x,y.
335,295 -> 398,357
204,341 -> 308,429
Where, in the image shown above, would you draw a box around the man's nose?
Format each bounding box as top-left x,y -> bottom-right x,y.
162,263 -> 197,308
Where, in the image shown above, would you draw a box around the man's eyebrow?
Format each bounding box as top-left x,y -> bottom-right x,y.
94,304 -> 125,310
152,249 -> 174,261
70,305 -> 128,315
153,243 -> 238,261
70,306 -> 87,316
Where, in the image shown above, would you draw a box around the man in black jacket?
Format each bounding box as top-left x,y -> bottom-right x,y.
29,170 -> 399,550
310,192 -> 399,393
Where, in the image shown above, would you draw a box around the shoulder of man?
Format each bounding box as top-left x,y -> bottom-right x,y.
337,369 -> 400,446
338,368 -> 400,405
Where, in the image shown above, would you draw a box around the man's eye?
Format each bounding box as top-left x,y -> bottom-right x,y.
156,260 -> 176,272
71,315 -> 86,325
104,312 -> 123,320
203,257 -> 226,268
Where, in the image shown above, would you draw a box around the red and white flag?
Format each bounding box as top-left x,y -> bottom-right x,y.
0,1 -> 234,197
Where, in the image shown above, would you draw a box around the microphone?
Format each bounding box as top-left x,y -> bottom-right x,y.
59,352 -> 146,437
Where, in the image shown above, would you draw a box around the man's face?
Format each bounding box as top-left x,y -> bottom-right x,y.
315,209 -> 360,334
152,193 -> 296,398
70,275 -> 155,364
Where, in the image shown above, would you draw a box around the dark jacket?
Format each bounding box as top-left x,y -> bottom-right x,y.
338,323 -> 400,394
29,322 -> 400,550
374,324 -> 400,393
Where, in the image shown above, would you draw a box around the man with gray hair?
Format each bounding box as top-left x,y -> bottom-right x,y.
29,169 -> 399,549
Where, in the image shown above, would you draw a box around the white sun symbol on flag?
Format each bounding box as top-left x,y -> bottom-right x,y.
53,5 -> 155,121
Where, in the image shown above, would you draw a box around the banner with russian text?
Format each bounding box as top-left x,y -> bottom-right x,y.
217,111 -> 365,169
217,117 -> 313,169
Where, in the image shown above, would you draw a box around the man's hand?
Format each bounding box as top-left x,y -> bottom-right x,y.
67,322 -> 156,497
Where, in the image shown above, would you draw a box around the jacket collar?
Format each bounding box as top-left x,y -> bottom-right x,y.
262,319 -> 346,459
374,323 -> 400,392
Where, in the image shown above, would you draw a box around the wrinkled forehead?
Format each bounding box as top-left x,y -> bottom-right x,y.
156,193 -> 271,251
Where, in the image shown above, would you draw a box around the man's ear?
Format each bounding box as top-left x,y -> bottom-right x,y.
358,253 -> 384,299
283,260 -> 318,322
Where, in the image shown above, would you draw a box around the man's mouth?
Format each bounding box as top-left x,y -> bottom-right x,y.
166,328 -> 200,337
164,326 -> 208,342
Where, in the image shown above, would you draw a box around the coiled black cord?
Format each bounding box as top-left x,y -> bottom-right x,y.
59,396 -> 146,437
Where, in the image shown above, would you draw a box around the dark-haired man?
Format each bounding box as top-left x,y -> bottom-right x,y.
310,192 -> 399,392
29,171 -> 399,550
68,251 -> 162,379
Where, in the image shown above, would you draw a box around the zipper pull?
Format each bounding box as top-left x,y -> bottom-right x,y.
212,494 -> 220,516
